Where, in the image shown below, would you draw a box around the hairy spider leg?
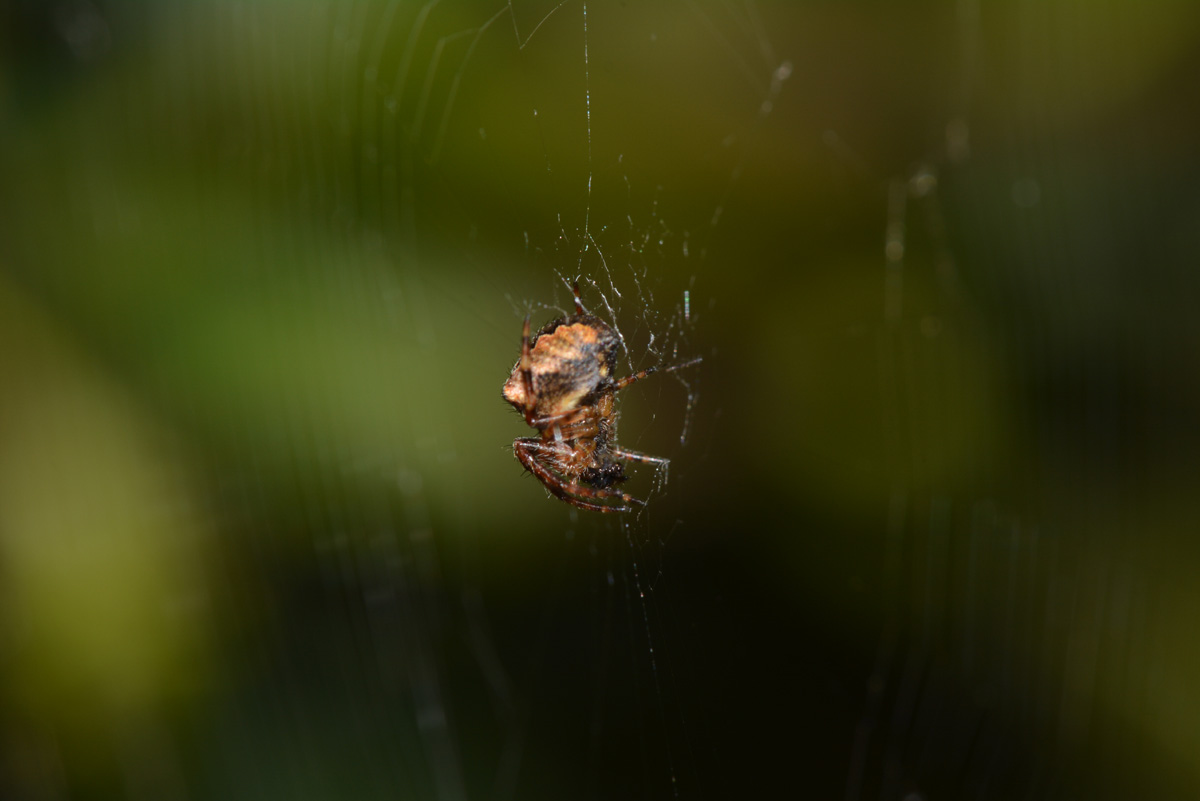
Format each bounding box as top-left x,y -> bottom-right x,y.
611,447 -> 669,468
520,438 -> 635,492
614,365 -> 657,391
518,438 -> 644,509
612,446 -> 670,489
514,438 -> 645,513
543,410 -> 599,442
526,406 -> 593,436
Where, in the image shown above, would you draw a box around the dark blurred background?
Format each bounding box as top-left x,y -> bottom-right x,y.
3,1 -> 1200,799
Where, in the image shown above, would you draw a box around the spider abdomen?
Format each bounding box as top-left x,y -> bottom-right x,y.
502,317 -> 619,418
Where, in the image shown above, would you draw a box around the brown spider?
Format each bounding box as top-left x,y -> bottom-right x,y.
502,283 -> 668,513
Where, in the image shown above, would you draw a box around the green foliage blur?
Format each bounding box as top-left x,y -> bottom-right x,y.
2,1 -> 1200,798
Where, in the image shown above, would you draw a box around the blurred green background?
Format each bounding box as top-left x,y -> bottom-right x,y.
3,1 -> 1200,798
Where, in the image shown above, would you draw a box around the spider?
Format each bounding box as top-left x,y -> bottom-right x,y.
502,282 -> 668,513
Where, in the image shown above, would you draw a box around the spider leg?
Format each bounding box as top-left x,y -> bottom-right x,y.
662,355 -> 703,373
614,366 -> 657,391
612,354 -> 701,392
514,439 -> 623,512
527,408 -> 589,433
612,446 -> 669,490
515,409 -> 593,450
514,439 -> 644,513
611,447 -> 668,468
551,411 -> 598,442
571,280 -> 585,315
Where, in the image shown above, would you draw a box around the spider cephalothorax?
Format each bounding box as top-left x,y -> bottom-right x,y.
503,283 -> 666,512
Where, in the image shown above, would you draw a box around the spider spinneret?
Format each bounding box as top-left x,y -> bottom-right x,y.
502,282 -> 668,513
